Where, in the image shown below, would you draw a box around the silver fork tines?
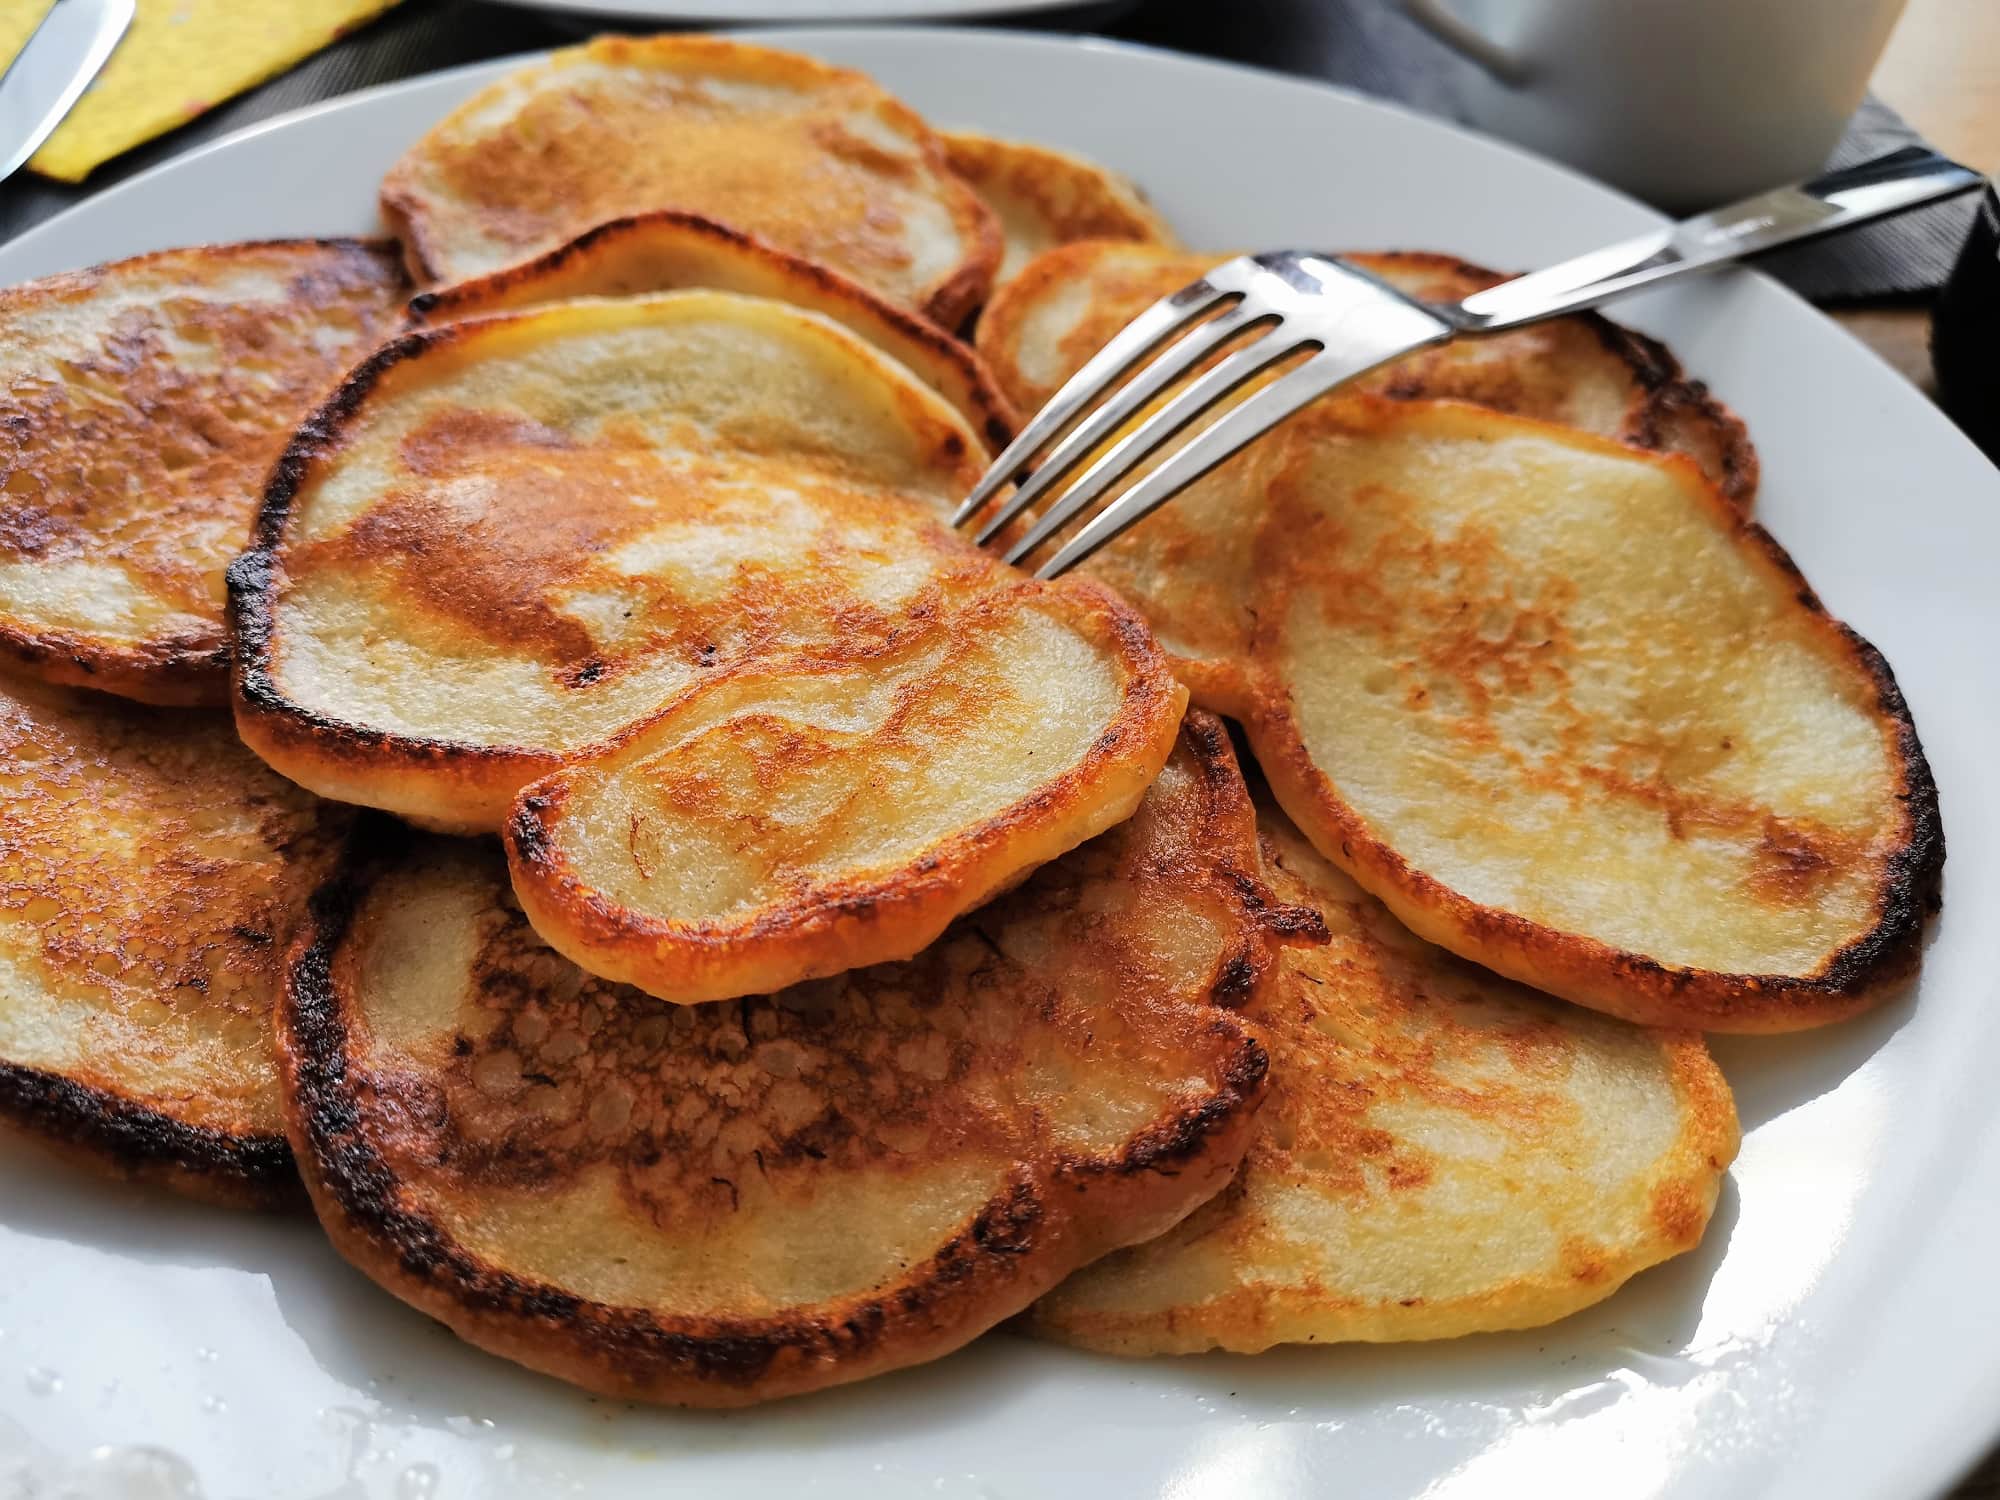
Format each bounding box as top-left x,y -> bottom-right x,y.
955,253 -> 1455,579
949,257 -> 1258,532
951,148 -> 1983,580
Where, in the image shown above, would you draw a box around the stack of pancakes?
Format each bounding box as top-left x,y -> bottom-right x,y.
0,35 -> 1940,1407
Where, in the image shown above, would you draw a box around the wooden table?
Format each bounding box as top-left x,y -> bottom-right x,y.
1865,6 -> 1999,1489
1836,0 -> 1998,396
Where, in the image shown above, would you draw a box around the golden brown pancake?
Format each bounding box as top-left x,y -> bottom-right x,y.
1031,796 -> 1738,1354
232,290 -> 1003,831
974,241 -> 1756,505
0,240 -> 409,704
1182,399 -> 1939,1031
940,132 -> 1179,295
507,577 -> 1182,1004
380,35 -> 1000,326
280,717 -> 1283,1406
405,209 -> 1021,452
231,290 -> 1185,996
0,674 -> 348,1206
1360,251 -> 1757,505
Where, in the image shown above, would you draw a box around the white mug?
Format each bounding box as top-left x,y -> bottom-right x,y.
1401,0 -> 1911,209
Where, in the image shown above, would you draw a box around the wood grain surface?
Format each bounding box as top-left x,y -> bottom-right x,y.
1869,10 -> 1998,1489
1833,0 -> 1997,424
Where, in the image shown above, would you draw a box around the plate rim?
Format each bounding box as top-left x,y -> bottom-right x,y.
2,25 -> 1997,1500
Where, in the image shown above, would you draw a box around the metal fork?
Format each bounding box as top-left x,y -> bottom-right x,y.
955,146 -> 1983,579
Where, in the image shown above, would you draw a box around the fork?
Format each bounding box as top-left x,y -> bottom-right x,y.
955,146 -> 1983,579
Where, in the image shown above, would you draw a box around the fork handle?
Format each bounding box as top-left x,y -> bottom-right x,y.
1450,147 -> 1984,332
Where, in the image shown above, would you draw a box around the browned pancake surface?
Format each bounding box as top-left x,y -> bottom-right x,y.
1032,796 -> 1738,1353
0,676 -> 348,1204
941,132 -> 1179,293
281,717 -> 1285,1404
975,241 -> 1755,505
406,209 -> 1021,452
0,240 -> 408,703
1228,400 -> 1937,1029
381,35 -> 999,326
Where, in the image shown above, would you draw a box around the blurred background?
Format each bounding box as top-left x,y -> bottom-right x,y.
3,0 -> 1991,459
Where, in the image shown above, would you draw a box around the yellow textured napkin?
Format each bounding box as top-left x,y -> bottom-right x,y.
0,0 -> 404,183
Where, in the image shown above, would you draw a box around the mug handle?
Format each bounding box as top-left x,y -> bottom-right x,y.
1399,0 -> 1532,83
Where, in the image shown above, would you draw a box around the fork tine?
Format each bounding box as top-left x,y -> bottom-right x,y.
1032,350 -> 1362,581
1001,323 -> 1314,566
972,300 -> 1273,546
949,256 -> 1263,529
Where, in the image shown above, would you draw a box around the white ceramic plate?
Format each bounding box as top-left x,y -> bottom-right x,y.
3,27 -> 1999,1500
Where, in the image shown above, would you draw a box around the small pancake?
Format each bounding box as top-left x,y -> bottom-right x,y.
0,675 -> 348,1206
508,578 -> 1182,1004
974,241 -> 1756,505
280,717 -> 1280,1406
1202,399 -> 1940,1031
380,35 -> 1000,326
0,240 -> 409,704
1031,797 -> 1739,1354
406,209 -> 1020,452
940,132 -> 1179,294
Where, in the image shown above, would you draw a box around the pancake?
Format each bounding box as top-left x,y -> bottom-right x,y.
1199,399 -> 1939,1031
0,239 -> 409,705
231,289 -> 998,831
406,209 -> 1020,452
940,132 -> 1179,295
231,290 -> 1186,992
380,35 -> 1000,326
0,675 -> 348,1207
507,577 -> 1182,1004
1031,797 -> 1738,1354
279,717 -> 1284,1406
974,241 -> 1756,505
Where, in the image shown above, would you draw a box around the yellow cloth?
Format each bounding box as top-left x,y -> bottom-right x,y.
0,0 -> 404,183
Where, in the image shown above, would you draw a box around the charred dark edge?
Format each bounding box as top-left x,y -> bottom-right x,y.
1253,498 -> 1945,1021
379,183 -> 447,289
225,322 -> 559,771
402,210 -> 751,322
0,237 -> 406,313
0,237 -> 408,704
1801,622 -> 1945,990
1059,1030 -> 1269,1189
1181,710 -> 1328,1015
1591,323 -> 1760,507
288,792 -> 1265,1393
227,279 -> 1018,778
1184,712 -> 1276,1016
506,794 -> 556,867
0,624 -> 229,706
922,252 -> 999,338
1178,711 -> 1238,794
0,1059 -> 299,1209
1719,512 -> 1945,995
